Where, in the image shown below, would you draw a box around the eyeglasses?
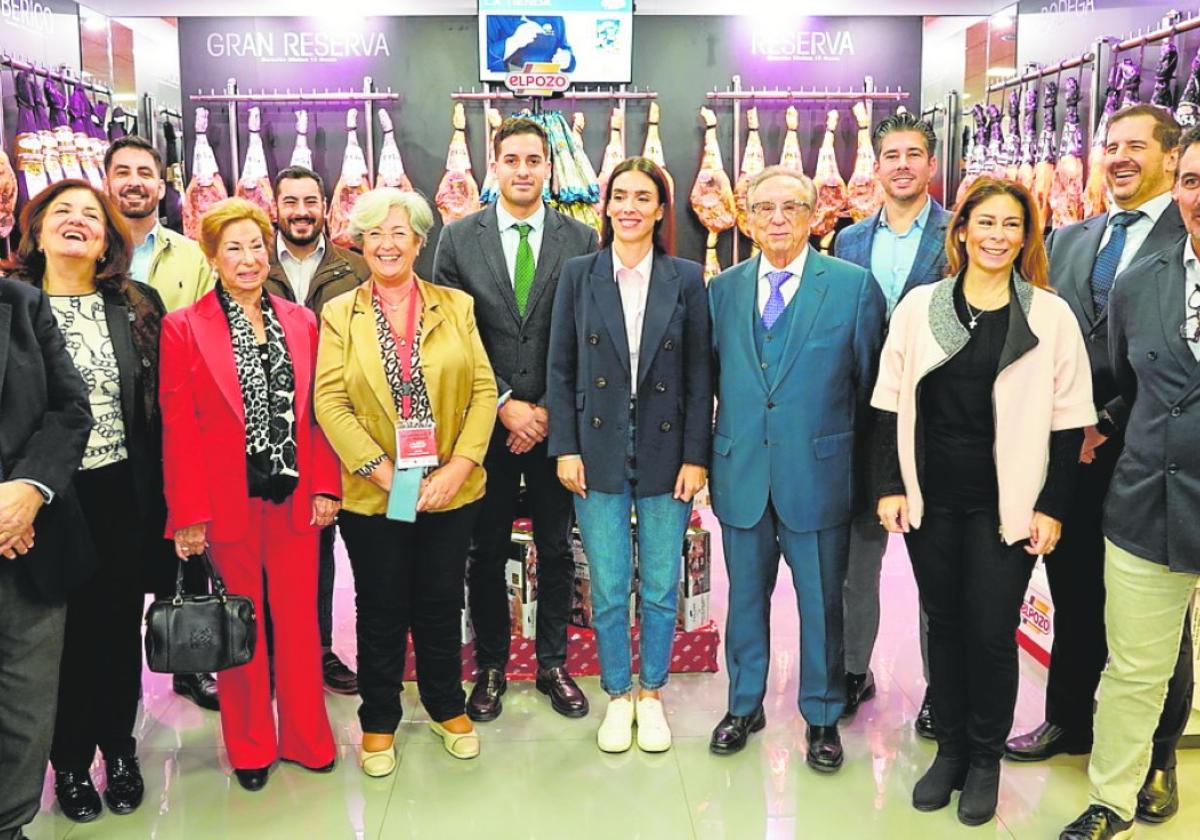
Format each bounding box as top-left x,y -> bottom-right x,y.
1180,284 -> 1200,343
363,229 -> 413,245
749,201 -> 812,222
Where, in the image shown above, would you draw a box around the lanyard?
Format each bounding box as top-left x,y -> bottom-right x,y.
374,281 -> 422,420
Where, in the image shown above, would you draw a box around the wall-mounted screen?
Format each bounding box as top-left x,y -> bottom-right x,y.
478,0 -> 633,84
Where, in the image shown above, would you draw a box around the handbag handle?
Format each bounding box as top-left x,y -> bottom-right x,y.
173,551 -> 231,605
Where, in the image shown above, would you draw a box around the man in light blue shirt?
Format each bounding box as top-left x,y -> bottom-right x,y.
833,112 -> 952,737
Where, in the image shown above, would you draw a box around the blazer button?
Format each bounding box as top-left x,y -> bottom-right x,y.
141,357 -> 151,368
592,417 -> 603,429
767,401 -> 776,409
663,340 -> 674,350
654,382 -> 667,393
659,421 -> 672,432
595,377 -> 607,388
589,334 -> 600,345
1168,462 -> 1180,475
521,336 -> 530,344
1171,406 -> 1183,417
1148,351 -> 1158,360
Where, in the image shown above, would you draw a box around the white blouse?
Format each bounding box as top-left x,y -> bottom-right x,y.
49,293 -> 128,470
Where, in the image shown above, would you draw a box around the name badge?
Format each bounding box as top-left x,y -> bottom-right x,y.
395,422 -> 439,470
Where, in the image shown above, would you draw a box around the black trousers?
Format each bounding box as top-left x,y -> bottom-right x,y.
316,523 -> 341,649
906,506 -> 1036,763
339,503 -> 479,733
468,426 -> 575,670
1043,441 -> 1194,769
51,460 -> 144,769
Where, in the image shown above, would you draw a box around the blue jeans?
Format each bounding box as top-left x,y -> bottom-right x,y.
574,483 -> 691,696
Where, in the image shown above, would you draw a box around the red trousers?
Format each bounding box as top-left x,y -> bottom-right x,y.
208,498 -> 335,770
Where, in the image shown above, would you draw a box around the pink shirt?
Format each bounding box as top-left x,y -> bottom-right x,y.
871,278 -> 1096,545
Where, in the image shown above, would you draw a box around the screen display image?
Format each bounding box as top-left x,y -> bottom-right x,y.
479,0 -> 633,84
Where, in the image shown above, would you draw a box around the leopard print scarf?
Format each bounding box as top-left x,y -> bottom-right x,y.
216,284 -> 299,484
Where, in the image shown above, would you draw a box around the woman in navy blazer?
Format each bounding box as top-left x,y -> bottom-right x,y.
547,157 -> 712,754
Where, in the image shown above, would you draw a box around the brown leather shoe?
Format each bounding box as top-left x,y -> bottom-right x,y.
466,668 -> 507,722
535,666 -> 589,718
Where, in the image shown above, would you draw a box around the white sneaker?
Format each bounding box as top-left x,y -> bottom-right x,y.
636,695 -> 672,752
597,696 -> 635,753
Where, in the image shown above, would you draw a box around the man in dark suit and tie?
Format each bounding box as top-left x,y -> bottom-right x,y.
0,277 -> 92,840
707,166 -> 886,769
1006,104 -> 1193,825
1059,121 -> 1200,840
433,117 -> 598,721
833,112 -> 951,735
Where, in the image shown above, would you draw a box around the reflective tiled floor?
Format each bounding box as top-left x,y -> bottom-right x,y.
24,512 -> 1200,839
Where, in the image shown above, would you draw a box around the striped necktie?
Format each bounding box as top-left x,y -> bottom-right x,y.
513,223 -> 535,317
1090,210 -> 1142,315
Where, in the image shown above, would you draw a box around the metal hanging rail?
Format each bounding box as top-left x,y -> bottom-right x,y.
705,88 -> 909,102
1114,11 -> 1200,53
0,55 -> 113,97
986,52 -> 1095,94
450,88 -> 658,101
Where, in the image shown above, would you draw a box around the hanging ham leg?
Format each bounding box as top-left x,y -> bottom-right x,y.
642,102 -> 673,194
33,82 -> 63,185
735,107 -> 765,237
183,107 -> 228,241
1032,81 -> 1059,230
45,79 -> 82,182
1051,77 -> 1086,229
1151,37 -> 1179,111
812,110 -> 848,238
376,110 -> 413,191
329,108 -> 372,249
480,107 -> 504,205
68,85 -> 103,188
1016,88 -> 1037,191
1176,48 -> 1200,128
703,231 -> 721,284
779,105 -> 804,174
14,71 -> 47,207
847,101 -> 884,222
290,110 -> 313,170
435,102 -> 480,225
0,129 -> 16,238
956,104 -> 988,206
1084,69 -> 1122,218
1003,89 -> 1022,182
690,107 -> 736,234
235,106 -> 275,223
596,108 -> 625,215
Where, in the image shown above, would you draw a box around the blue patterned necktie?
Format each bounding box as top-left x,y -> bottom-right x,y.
1090,210 -> 1143,315
761,270 -> 792,330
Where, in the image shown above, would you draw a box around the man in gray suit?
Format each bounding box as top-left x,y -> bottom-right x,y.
1008,105 -> 1192,827
433,117 -> 598,722
1059,124 -> 1200,840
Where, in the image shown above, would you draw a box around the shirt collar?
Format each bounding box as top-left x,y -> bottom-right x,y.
877,196 -> 932,233
758,246 -> 809,282
613,246 -> 654,282
136,223 -> 161,251
1118,191 -> 1173,227
1184,237 -> 1200,271
278,233 -> 326,264
496,201 -> 546,234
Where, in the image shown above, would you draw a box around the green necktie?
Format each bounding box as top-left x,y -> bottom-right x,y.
513,223 -> 535,317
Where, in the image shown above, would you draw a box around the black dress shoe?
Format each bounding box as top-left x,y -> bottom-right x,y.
805,725 -> 844,773
535,666 -> 589,718
914,693 -> 937,741
709,708 -> 766,755
466,668 -> 507,722
103,755 -> 144,815
1059,805 -> 1134,839
912,754 -> 968,811
281,756 -> 336,773
841,670 -> 876,719
1004,721 -> 1090,762
1136,767 -> 1178,823
233,766 -> 270,791
174,672 -> 220,711
55,769 -> 102,823
957,761 -> 1001,826
322,652 -> 359,695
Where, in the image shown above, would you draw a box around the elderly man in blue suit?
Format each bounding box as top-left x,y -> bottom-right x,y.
832,112 -> 951,736
708,165 -> 886,770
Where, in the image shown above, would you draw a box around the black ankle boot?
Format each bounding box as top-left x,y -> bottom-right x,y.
958,761 -> 1001,826
913,754 -> 968,812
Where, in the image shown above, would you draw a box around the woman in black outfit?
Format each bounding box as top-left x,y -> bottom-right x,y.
871,179 -> 1095,826
14,180 -> 167,823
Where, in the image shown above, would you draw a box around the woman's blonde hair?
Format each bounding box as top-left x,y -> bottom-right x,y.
348,188 -> 435,247
197,198 -> 274,261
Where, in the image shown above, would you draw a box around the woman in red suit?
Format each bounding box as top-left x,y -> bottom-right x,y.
159,198 -> 340,791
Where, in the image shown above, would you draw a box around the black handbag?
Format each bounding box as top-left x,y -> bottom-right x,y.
144,553 -> 257,674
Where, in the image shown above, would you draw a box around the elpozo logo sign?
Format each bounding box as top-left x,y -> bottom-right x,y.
505,63 -> 570,97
